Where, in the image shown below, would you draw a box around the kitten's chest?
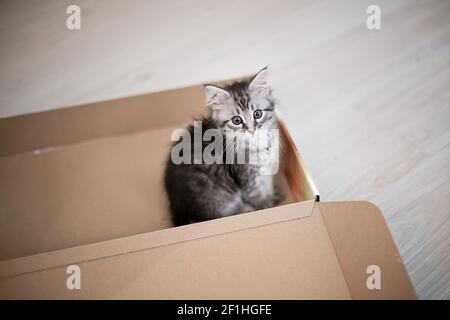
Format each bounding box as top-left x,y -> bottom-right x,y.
237,164 -> 275,200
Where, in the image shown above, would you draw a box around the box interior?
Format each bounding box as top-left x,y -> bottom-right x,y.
0,83 -> 318,261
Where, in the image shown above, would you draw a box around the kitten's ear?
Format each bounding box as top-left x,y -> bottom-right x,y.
204,85 -> 230,107
248,66 -> 270,96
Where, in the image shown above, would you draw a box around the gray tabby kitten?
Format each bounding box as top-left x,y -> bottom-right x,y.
164,68 -> 283,226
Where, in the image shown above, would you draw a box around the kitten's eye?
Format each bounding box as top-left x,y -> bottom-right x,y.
231,116 -> 243,125
253,109 -> 263,119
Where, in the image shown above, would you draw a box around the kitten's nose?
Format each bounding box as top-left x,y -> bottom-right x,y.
248,128 -> 255,135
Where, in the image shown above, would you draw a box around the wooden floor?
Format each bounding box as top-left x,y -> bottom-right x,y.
0,0 -> 449,299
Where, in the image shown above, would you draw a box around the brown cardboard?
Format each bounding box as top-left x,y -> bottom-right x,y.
318,202 -> 417,299
0,81 -> 415,299
2,200 -> 354,299
0,81 -> 315,261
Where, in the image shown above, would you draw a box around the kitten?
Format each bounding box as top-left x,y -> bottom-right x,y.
164,67 -> 284,226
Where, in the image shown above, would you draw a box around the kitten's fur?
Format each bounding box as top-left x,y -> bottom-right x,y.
164,68 -> 283,226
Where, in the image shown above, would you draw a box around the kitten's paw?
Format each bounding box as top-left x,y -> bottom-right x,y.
257,187 -> 285,209
240,203 -> 256,213
273,185 -> 285,205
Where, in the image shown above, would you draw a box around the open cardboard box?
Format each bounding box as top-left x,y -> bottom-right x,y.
0,80 -> 416,299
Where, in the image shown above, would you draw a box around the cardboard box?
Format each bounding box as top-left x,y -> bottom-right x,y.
0,81 -> 416,299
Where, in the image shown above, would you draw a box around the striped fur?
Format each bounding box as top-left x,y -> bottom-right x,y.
164,69 -> 283,226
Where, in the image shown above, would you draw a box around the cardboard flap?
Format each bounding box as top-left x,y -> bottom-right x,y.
317,201 -> 417,300
0,200 -> 316,279
0,86 -> 206,156
0,199 -> 355,299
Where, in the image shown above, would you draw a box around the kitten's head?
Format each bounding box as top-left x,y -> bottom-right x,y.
204,67 -> 277,137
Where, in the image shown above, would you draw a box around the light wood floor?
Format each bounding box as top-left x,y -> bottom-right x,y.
0,0 -> 449,299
